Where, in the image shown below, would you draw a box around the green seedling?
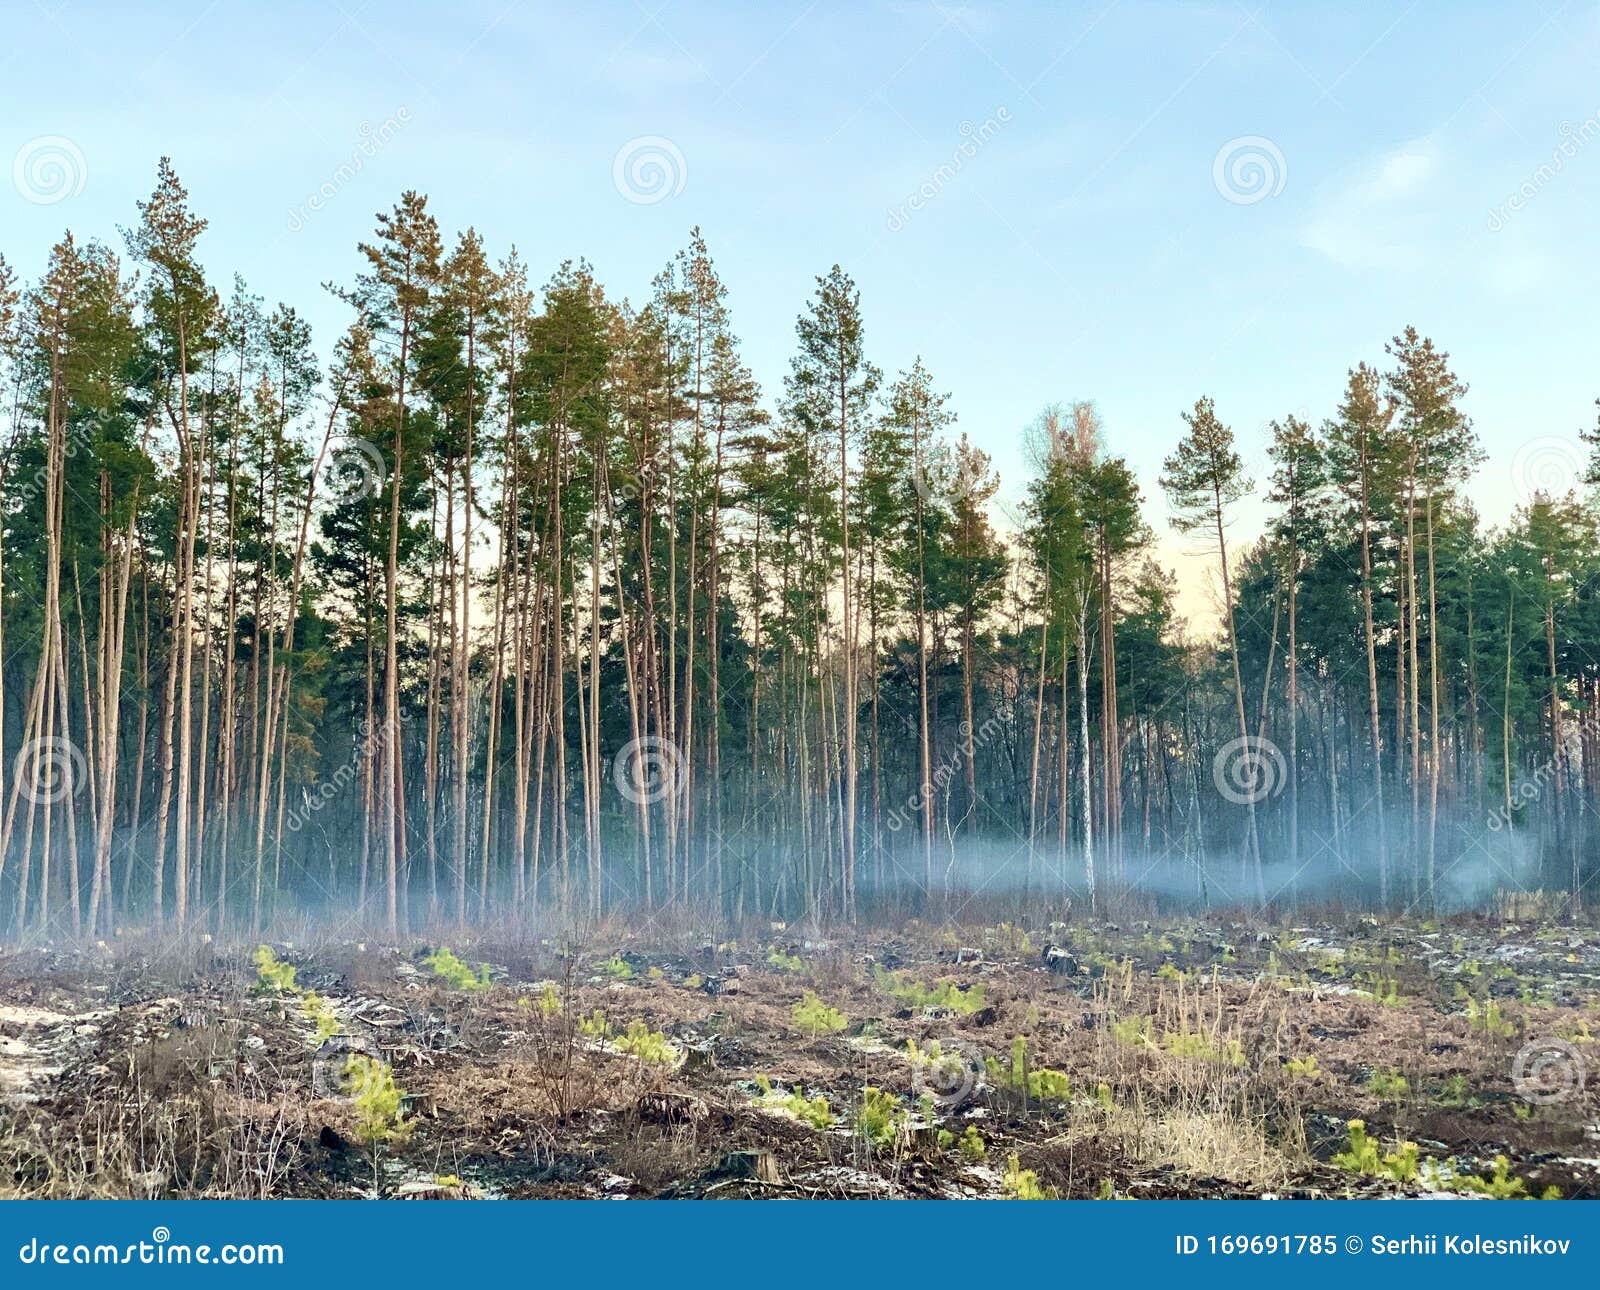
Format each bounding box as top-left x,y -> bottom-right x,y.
985,1035 -> 1071,1101
423,946 -> 490,991
343,1053 -> 411,1196
753,1076 -> 835,1130
614,1019 -> 677,1065
1466,996 -> 1515,1038
1368,1066 -> 1410,1101
1002,1152 -> 1053,1199
858,1085 -> 904,1148
252,945 -> 297,994
792,991 -> 848,1037
1332,1119 -> 1418,1183
300,990 -> 340,1043
873,965 -> 986,1015
1160,1027 -> 1245,1066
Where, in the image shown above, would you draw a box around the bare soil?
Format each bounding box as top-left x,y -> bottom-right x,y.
1,911 -> 1596,1199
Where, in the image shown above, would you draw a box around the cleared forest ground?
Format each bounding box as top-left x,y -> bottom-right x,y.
1,911 -> 1597,1199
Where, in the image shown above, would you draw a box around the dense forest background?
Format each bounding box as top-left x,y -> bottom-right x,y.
0,160 -> 1595,938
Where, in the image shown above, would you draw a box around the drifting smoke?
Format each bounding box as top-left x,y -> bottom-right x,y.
855,811 -> 1543,915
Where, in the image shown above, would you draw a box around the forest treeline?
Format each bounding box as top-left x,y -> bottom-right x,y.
0,160 -> 1595,937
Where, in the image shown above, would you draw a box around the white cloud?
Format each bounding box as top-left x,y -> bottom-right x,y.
1301,136 -> 1441,270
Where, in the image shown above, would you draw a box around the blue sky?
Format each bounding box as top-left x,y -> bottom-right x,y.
5,1 -> 1599,625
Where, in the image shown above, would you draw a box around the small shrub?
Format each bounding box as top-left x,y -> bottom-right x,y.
300,990 -> 340,1043
1002,1153 -> 1053,1199
858,1086 -> 903,1147
345,1054 -> 408,1143
905,1037 -> 981,1094
252,945 -> 297,994
1332,1119 -> 1417,1183
1368,1066 -> 1409,1101
1435,1155 -> 1560,1200
1110,1015 -> 1153,1047
873,965 -> 986,1015
1438,1073 -> 1480,1108
343,1053 -> 411,1195
767,947 -> 805,972
792,991 -> 848,1037
1363,971 -> 1402,1007
957,1124 -> 987,1162
753,1076 -> 835,1130
578,1010 -> 614,1040
1160,1028 -> 1245,1066
1285,1054 -> 1321,1081
603,955 -> 634,980
985,1035 -> 1071,1101
423,946 -> 490,991
614,1020 -> 677,1065
1466,996 -> 1515,1038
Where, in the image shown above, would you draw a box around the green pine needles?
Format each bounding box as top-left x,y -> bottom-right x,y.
423,946 -> 491,991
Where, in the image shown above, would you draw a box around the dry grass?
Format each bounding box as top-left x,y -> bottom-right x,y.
0,911 -> 1594,1199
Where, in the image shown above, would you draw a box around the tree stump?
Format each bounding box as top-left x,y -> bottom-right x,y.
714,1149 -> 780,1185
637,1090 -> 710,1126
